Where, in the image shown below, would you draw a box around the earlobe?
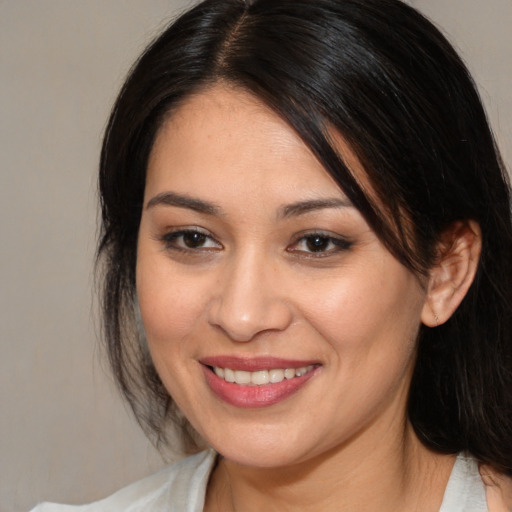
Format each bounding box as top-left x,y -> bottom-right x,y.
421,220 -> 482,327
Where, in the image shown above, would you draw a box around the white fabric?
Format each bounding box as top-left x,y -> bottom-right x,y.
31,451 -> 488,511
30,450 -> 216,512
439,453 -> 487,511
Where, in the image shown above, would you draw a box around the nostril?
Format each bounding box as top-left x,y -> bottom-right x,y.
207,295 -> 294,343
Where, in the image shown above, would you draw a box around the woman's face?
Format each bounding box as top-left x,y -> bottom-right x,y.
137,85 -> 429,468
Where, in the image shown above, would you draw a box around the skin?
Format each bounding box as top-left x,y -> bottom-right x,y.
481,465 -> 512,512
136,84 -> 483,511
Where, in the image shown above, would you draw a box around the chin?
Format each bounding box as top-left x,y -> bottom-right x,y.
205,423 -> 315,469
220,446 -> 300,469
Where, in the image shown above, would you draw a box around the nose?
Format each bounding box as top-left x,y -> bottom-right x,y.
207,251 -> 293,342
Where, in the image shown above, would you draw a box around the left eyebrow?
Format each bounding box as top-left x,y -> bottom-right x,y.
145,191 -> 223,216
278,198 -> 354,219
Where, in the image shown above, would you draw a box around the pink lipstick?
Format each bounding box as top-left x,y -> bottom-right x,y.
200,356 -> 321,408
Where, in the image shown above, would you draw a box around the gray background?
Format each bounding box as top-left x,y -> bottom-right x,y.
1,1 -> 510,511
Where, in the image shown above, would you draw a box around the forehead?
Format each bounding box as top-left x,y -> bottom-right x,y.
145,85 -> 364,207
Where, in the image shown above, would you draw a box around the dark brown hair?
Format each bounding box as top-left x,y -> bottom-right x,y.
98,0 -> 512,471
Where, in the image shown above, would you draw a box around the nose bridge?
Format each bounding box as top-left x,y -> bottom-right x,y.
208,245 -> 292,342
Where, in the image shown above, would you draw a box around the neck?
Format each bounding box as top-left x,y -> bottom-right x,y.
205,420 -> 455,512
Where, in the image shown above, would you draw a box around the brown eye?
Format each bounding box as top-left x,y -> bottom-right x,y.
305,235 -> 331,252
182,232 -> 207,248
288,231 -> 353,256
160,229 -> 222,251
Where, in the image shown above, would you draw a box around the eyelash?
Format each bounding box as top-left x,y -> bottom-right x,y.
157,229 -> 353,257
159,228 -> 222,253
288,231 -> 353,257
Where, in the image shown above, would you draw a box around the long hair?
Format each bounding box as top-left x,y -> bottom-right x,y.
97,0 -> 512,471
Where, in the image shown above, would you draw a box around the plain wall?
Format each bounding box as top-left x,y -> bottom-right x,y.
1,3 -> 191,511
1,1 -> 510,511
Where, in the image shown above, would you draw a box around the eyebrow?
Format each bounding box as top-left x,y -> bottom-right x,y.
279,198 -> 354,219
146,192 -> 222,215
146,191 -> 353,218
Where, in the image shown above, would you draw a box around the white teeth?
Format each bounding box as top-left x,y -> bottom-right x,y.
251,370 -> 269,385
213,365 -> 315,386
295,366 -> 308,377
269,369 -> 285,383
234,370 -> 252,385
224,368 -> 235,383
284,368 -> 295,380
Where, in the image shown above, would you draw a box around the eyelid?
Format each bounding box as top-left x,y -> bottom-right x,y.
157,226 -> 222,251
287,230 -> 353,256
154,226 -> 352,258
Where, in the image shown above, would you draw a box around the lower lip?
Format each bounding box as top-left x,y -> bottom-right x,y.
202,365 -> 319,408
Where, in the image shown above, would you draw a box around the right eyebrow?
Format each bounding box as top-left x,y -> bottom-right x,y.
145,191 -> 223,216
279,197 -> 354,219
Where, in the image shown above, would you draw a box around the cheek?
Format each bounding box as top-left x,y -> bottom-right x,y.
297,261 -> 425,362
135,249 -> 212,414
298,265 -> 425,427
136,249 -> 207,349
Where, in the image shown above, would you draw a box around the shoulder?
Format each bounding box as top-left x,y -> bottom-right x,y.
30,450 -> 217,512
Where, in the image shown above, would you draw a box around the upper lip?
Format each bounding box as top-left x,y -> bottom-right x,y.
200,356 -> 320,371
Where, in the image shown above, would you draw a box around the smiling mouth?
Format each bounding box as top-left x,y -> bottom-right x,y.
202,359 -> 321,407
209,365 -> 317,386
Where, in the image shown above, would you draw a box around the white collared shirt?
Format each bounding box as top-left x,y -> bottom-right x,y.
31,450 -> 488,511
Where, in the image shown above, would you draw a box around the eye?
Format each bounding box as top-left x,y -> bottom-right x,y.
288,232 -> 352,256
159,228 -> 222,251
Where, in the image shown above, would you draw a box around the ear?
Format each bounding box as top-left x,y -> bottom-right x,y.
421,220 -> 481,327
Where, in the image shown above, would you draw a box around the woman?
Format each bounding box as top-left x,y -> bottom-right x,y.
33,0 -> 512,510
